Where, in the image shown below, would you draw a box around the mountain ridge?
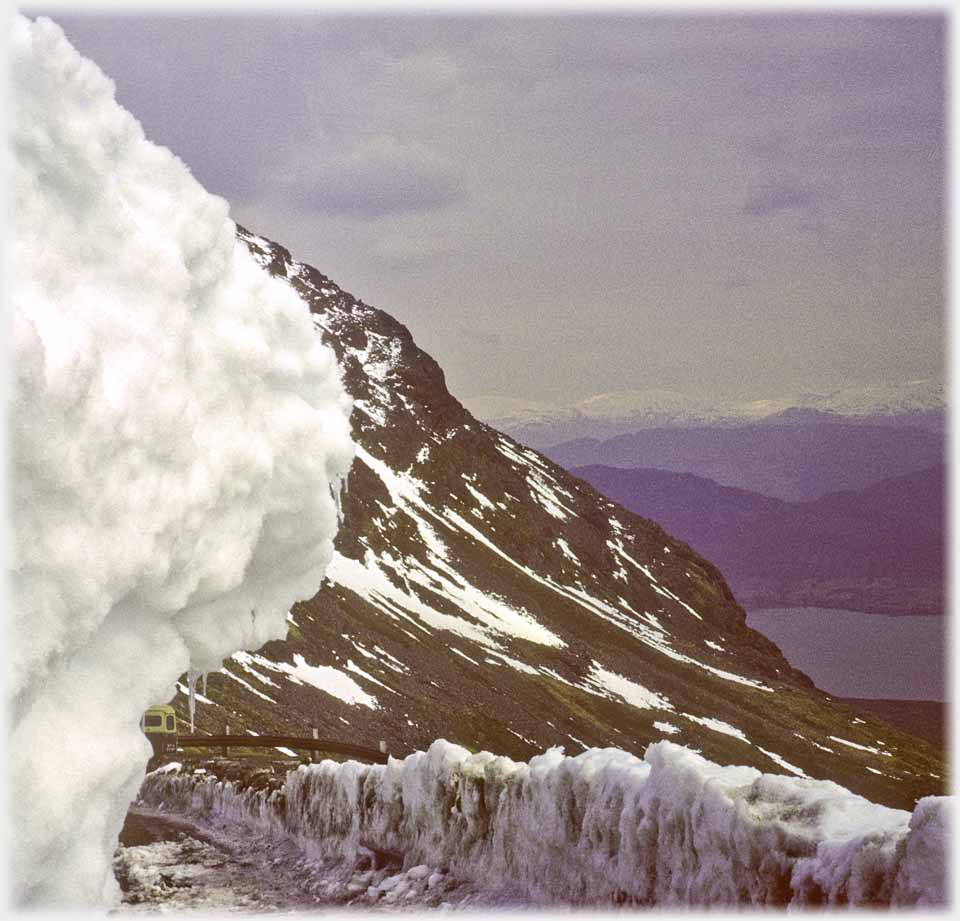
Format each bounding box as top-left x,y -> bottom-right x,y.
164,225 -> 945,812
546,420 -> 944,502
570,463 -> 945,618
467,381 -> 945,450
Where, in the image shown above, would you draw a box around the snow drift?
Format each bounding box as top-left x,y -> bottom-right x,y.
139,740 -> 950,908
11,15 -> 353,905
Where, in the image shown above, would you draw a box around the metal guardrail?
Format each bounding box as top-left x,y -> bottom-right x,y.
175,733 -> 390,764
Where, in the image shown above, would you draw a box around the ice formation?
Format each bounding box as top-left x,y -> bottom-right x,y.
139,739 -> 949,908
11,15 -> 353,905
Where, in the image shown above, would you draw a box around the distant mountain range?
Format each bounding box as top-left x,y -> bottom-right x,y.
571,464 -> 945,617
545,415 -> 944,502
466,383 -> 945,453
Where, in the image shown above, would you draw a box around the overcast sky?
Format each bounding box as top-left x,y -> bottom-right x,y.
36,11 -> 944,407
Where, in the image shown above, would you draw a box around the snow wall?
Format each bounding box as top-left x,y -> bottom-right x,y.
140,739 -> 950,908
11,15 -> 354,905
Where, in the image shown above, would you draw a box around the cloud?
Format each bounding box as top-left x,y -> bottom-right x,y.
455,325 -> 502,350
723,276 -> 753,291
388,48 -> 461,95
742,184 -> 820,218
276,134 -> 464,218
48,13 -> 944,407
375,229 -> 456,266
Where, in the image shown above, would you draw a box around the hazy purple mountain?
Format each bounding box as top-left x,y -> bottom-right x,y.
761,406 -> 946,434
551,416 -> 944,502
571,464 -> 944,617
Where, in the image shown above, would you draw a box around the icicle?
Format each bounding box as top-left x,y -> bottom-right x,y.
187,666 -> 197,733
330,479 -> 345,526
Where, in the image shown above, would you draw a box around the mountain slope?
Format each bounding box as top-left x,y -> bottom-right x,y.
570,464 -> 945,617
167,226 -> 945,811
840,699 -> 946,751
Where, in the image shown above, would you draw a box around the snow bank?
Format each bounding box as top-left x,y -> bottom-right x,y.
139,740 -> 950,908
12,15 -> 353,905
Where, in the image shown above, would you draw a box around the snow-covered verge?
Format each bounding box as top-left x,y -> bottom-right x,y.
139,740 -> 950,908
11,15 -> 353,906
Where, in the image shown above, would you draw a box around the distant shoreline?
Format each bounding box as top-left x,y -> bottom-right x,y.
747,605 -> 944,618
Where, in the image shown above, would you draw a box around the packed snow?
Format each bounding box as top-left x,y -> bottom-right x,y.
830,735 -> 894,757
554,537 -> 580,564
218,668 -> 278,704
485,650 -> 539,675
682,713 -> 750,743
138,739 -> 949,907
586,661 -> 673,711
755,748 -> 808,778
11,15 -> 353,906
279,654 -> 379,709
326,546 -> 563,650
461,475 -> 496,510
495,438 -> 577,519
228,651 -> 282,688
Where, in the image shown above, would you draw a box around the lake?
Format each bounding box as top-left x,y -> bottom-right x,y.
746,607 -> 947,701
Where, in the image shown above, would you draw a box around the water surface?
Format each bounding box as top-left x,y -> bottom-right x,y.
746,607 -> 946,701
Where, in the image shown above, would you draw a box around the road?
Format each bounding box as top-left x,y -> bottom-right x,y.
114,807 -> 337,911
112,806 -> 511,912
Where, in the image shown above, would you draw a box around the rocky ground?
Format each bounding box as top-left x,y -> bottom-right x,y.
113,756 -> 524,913
113,807 -> 516,913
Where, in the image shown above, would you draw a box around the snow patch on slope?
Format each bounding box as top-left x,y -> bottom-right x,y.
278,654 -> 379,709
682,713 -> 749,743
495,438 -> 576,519
587,662 -> 672,711
326,546 -> 563,650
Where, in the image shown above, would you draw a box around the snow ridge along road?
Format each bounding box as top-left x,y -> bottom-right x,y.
137,741 -> 949,908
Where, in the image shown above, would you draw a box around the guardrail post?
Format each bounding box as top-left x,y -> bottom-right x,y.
312,727 -> 319,763
224,723 -> 229,758
379,740 -> 387,755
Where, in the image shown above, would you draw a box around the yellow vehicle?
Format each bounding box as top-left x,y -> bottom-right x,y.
141,704 -> 178,755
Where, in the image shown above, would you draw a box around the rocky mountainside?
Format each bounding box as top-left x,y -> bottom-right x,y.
571,464 -> 945,617
165,226 -> 945,811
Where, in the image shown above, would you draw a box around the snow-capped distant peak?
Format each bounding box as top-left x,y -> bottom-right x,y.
467,379 -> 944,442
